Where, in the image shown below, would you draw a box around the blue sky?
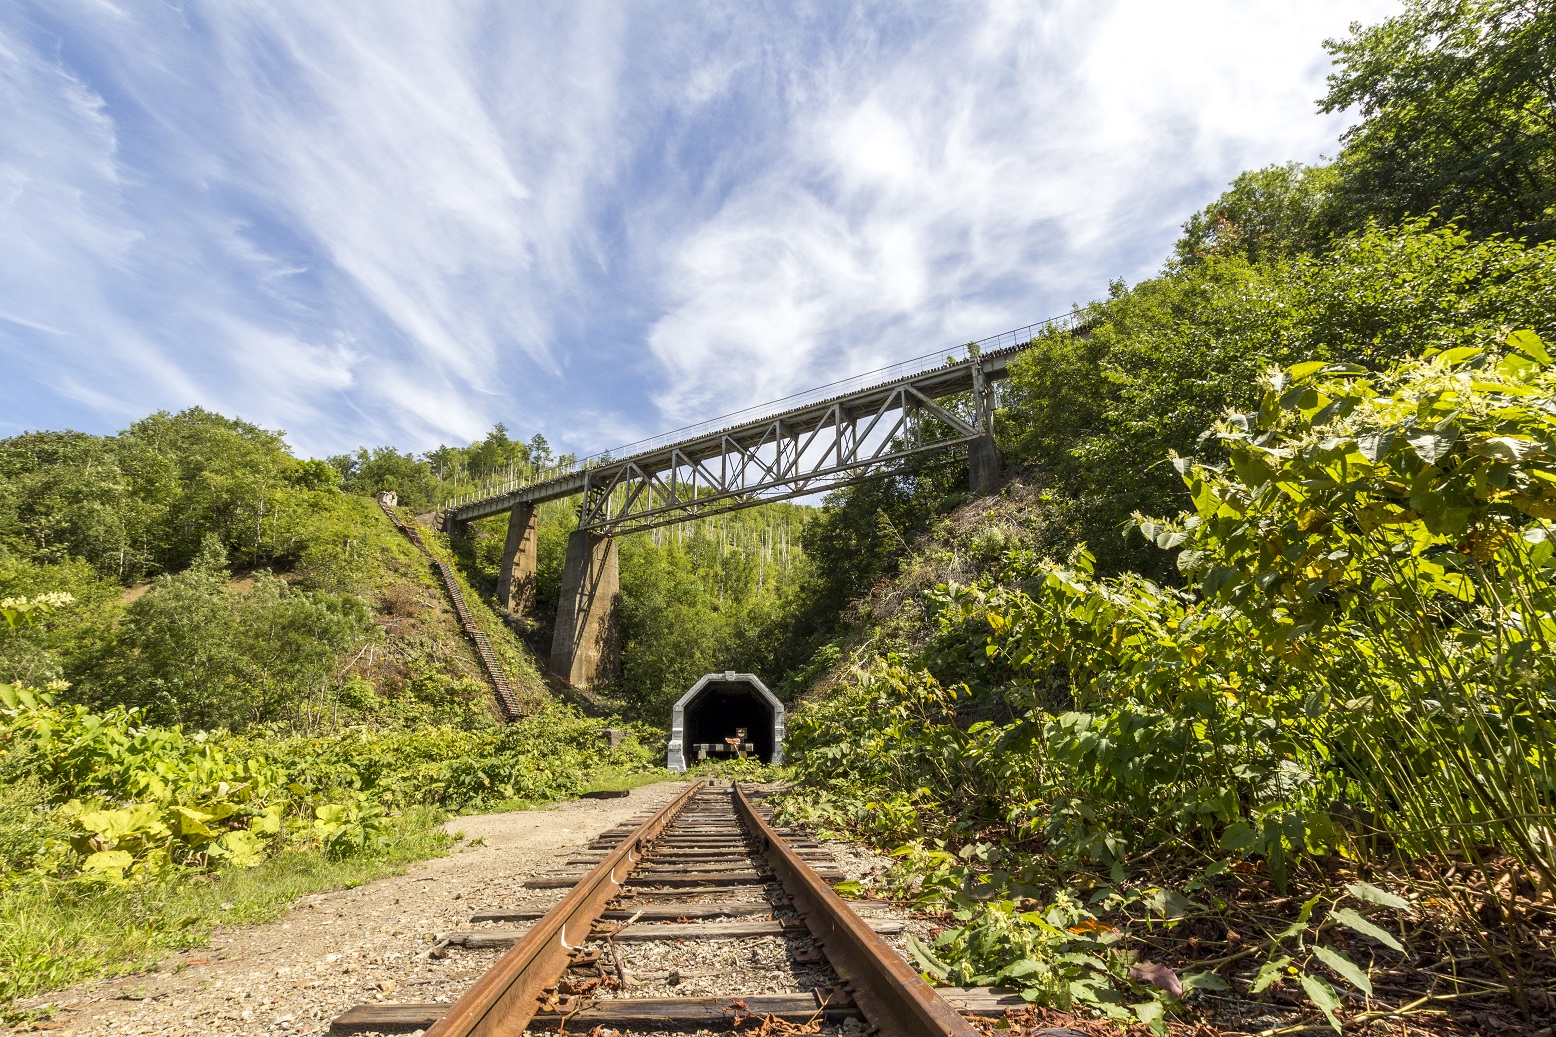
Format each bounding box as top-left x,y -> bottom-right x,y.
1,1 -> 1396,460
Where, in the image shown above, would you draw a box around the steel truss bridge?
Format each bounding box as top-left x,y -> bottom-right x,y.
443,312 -> 1078,536
434,312 -> 1080,688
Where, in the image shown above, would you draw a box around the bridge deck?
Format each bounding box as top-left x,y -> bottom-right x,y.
438,314 -> 1070,529
448,342 -> 1027,525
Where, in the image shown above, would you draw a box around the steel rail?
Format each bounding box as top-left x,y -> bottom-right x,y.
733,782 -> 981,1037
424,779 -> 707,1037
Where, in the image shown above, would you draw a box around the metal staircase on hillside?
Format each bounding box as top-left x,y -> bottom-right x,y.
377,496 -> 523,720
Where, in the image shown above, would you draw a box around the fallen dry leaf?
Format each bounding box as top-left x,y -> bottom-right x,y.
1128,961 -> 1182,997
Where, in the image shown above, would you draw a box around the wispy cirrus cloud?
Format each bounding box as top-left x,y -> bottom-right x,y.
643,1 -> 1396,423
1,1 -> 1394,457
2,1 -> 635,453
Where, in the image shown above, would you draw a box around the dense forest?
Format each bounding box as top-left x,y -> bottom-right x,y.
3,0 -> 1554,1030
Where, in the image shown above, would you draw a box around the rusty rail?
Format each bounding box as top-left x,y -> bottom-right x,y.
332,781 -> 999,1035
734,782 -> 981,1037
424,779 -> 706,1037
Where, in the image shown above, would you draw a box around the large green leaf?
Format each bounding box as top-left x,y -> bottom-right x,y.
1132,999 -> 1168,1036
1311,944 -> 1372,995
1508,329 -> 1551,365
1346,880 -> 1410,911
1251,955 -> 1292,993
1181,971 -> 1230,993
1330,907 -> 1404,952
1219,822 -> 1256,851
1407,428 -> 1457,464
82,849 -> 134,880
1300,973 -> 1344,1033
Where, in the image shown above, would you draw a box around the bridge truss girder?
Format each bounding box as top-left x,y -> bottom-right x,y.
575,378 -> 989,534
437,326 -> 1059,687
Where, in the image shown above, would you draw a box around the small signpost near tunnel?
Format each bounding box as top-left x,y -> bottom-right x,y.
666,672 -> 784,771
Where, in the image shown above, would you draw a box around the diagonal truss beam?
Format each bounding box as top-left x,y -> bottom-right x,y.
571,368 -> 993,533
445,332 -> 1050,532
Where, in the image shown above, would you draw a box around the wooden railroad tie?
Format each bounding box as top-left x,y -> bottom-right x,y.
330,987 -> 1037,1034
436,916 -> 906,948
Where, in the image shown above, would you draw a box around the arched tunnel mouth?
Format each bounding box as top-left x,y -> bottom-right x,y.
683,682 -> 776,763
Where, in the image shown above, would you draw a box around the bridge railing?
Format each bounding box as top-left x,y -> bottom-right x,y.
440,311 -> 1079,512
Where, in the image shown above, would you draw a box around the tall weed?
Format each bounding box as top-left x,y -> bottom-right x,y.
783,332 -> 1556,1023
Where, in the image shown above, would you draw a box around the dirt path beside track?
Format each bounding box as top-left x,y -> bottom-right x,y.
21,782 -> 688,1037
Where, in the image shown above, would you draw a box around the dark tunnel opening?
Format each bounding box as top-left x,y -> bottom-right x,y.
684,683 -> 776,763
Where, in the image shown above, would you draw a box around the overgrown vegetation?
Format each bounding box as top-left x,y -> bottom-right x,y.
0,407 -> 553,732
0,409 -> 667,1008
774,3 -> 1556,1032
327,423 -> 567,514
0,661 -> 655,1004
784,336 -> 1556,1025
5,2 -> 1554,1029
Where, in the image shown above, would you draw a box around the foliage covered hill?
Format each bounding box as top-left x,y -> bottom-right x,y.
782,334 -> 1556,1033
0,415 -> 665,1007
0,372 -> 816,732
999,219 -> 1556,579
0,408 -> 550,732
771,3 -> 1556,1032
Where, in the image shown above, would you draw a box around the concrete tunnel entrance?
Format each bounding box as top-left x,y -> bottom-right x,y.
667,672 -> 784,771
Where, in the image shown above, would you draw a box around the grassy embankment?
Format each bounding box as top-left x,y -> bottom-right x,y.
0,494 -> 665,1011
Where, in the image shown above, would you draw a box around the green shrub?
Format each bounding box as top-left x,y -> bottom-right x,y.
782,332 -> 1556,1024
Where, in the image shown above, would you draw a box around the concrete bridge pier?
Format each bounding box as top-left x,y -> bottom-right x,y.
495,502 -> 538,614
969,435 -> 1002,494
549,529 -> 620,687
968,351 -> 1002,494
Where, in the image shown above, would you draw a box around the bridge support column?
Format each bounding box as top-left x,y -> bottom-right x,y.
496,502 -> 538,615
969,435 -> 1002,494
549,530 -> 619,687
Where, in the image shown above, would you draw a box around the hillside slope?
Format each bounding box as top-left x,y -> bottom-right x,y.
777,338 -> 1556,1033
0,410 -> 547,732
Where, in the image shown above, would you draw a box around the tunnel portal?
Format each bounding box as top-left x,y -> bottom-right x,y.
667,672 -> 784,771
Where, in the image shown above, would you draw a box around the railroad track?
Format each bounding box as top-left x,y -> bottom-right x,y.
329,781 -> 1032,1035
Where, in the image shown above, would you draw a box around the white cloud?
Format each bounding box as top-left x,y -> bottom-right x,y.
1,0 -> 1398,457
643,0 -> 1397,428
1,2 -> 639,451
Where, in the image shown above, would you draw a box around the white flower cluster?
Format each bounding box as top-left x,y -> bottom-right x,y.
0,592 -> 77,626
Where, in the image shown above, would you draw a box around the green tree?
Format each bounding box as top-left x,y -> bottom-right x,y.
1322,0 -> 1556,241
88,535 -> 245,727
0,431 -> 144,579
0,408 -> 346,582
1175,163 -> 1341,266
328,446 -> 438,510
616,540 -> 726,714
998,221 -> 1556,574
82,535 -> 373,730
